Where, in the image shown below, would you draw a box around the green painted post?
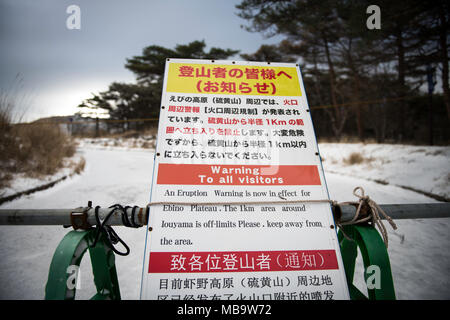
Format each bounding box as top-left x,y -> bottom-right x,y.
45,218 -> 395,300
45,229 -> 121,300
338,225 -> 396,300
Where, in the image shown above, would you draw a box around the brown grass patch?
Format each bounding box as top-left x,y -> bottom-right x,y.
13,124 -> 76,177
1,120 -> 77,180
72,157 -> 86,175
344,152 -> 365,165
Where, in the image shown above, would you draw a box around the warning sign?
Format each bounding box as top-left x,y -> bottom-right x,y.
140,59 -> 350,300
166,62 -> 302,96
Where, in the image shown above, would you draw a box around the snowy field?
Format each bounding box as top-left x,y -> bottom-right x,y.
319,143 -> 450,201
0,142 -> 449,300
0,154 -> 85,199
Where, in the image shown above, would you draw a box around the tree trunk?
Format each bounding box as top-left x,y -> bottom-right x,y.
352,73 -> 364,141
323,36 -> 344,139
345,39 -> 364,141
438,5 -> 450,121
396,29 -> 406,142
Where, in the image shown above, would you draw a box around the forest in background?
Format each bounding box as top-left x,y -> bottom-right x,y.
77,0 -> 449,145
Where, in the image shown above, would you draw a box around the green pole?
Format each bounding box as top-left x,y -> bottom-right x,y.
338,225 -> 396,300
45,229 -> 121,300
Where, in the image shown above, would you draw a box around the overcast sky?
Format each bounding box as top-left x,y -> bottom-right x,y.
0,0 -> 283,122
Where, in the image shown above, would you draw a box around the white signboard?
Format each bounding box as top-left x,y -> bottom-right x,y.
140,59 -> 350,300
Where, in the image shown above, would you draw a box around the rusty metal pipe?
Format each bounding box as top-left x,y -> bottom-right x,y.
1,203 -> 448,227
0,206 -> 149,227
335,203 -> 450,223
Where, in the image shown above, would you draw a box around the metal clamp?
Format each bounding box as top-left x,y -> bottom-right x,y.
70,207 -> 91,230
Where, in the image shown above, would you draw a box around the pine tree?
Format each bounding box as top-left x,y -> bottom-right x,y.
79,41 -> 238,128
237,0 -> 448,143
237,0 -> 354,139
240,44 -> 296,62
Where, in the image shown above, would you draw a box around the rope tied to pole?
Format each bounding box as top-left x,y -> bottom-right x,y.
337,187 -> 397,248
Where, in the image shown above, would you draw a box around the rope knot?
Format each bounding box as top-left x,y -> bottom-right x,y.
339,186 -> 398,248
353,186 -> 369,201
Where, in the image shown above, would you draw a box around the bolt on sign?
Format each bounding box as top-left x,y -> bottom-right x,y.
140,59 -> 350,300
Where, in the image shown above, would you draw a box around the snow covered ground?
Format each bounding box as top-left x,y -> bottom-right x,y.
318,143 -> 450,201
0,142 -> 449,300
0,154 -> 85,199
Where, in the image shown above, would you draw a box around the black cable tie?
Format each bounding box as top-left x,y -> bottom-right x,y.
90,204 -> 131,256
122,205 -> 133,227
130,206 -> 140,228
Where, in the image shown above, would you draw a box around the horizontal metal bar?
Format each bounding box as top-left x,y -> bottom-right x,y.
336,203 -> 450,223
0,207 -> 148,227
0,203 -> 448,226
